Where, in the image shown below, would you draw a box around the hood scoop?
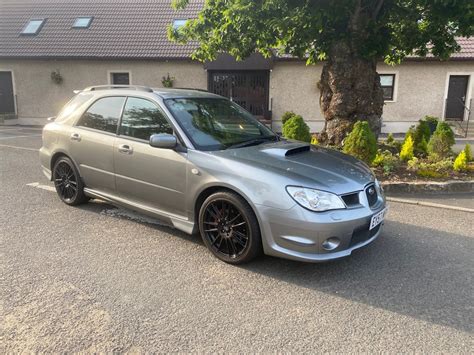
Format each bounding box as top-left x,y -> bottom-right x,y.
262,144 -> 311,157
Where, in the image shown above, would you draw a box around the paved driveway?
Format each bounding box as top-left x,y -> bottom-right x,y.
1,126 -> 473,352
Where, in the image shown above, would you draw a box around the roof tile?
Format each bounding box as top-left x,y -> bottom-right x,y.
0,0 -> 472,60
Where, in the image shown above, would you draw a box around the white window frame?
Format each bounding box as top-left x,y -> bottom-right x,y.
378,71 -> 398,103
442,72 -> 473,121
107,70 -> 132,85
0,69 -> 17,115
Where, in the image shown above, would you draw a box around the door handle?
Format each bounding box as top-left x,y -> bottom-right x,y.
118,144 -> 133,154
70,133 -> 81,141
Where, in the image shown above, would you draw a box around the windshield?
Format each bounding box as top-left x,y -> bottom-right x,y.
164,97 -> 276,151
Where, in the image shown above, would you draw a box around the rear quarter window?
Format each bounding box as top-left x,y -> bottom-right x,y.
56,93 -> 94,122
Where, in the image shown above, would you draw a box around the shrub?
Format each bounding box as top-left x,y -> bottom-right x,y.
407,157 -> 453,178
400,135 -> 414,161
281,111 -> 296,125
282,114 -> 311,142
464,144 -> 472,162
423,115 -> 439,135
372,149 -> 400,175
417,169 -> 448,179
403,126 -> 415,144
427,121 -> 455,159
386,133 -> 395,145
342,121 -> 377,164
413,120 -> 431,156
415,120 -> 431,144
407,157 -> 419,170
393,140 -> 403,152
453,150 -> 468,172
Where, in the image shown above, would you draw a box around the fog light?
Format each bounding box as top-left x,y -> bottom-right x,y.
322,237 -> 340,251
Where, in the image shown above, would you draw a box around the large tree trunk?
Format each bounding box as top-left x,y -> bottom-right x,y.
318,40 -> 384,145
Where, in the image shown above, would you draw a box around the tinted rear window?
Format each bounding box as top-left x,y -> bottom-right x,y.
77,96 -> 125,133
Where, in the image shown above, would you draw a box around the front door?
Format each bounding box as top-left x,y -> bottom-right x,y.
445,75 -> 469,120
208,71 -> 270,121
114,97 -> 187,217
0,71 -> 15,114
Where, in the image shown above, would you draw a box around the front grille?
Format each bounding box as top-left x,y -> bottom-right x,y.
365,184 -> 378,207
350,223 -> 381,247
341,192 -> 360,207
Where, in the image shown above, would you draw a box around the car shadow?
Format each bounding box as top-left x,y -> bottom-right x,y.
77,201 -> 473,334
241,220 -> 474,334
77,199 -> 203,246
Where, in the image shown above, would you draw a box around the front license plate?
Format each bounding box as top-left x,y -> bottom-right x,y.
369,208 -> 386,230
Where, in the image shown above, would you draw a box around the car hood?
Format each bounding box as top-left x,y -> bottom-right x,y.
212,140 -> 374,194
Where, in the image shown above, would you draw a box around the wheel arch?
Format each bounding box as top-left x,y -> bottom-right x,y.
193,184 -> 263,236
50,151 -> 83,180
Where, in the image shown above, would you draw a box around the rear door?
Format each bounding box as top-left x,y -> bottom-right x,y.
114,97 -> 187,217
69,96 -> 126,194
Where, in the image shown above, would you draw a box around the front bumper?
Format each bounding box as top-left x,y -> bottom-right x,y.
256,195 -> 386,262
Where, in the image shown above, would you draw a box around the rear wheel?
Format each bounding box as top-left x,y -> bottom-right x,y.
199,191 -> 262,264
53,156 -> 88,205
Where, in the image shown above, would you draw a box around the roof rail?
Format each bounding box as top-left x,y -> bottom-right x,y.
174,87 -> 209,92
82,85 -> 154,93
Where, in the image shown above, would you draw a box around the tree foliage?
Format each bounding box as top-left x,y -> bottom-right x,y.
170,0 -> 473,65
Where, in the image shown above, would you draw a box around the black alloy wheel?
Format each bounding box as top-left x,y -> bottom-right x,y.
53,156 -> 88,205
199,191 -> 262,264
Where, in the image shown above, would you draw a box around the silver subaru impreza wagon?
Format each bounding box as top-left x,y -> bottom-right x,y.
40,85 -> 386,264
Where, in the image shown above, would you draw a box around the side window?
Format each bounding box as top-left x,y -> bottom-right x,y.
77,96 -> 125,133
119,97 -> 173,140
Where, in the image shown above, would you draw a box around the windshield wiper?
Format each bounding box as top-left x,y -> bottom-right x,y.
226,136 -> 278,149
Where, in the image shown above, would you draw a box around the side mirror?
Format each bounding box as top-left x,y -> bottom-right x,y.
149,133 -> 177,149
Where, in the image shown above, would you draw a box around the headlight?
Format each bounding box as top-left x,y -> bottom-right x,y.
286,186 -> 346,212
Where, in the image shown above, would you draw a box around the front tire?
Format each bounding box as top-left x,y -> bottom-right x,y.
53,156 -> 88,205
199,191 -> 262,264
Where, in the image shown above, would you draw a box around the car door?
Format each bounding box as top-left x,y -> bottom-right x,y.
114,96 -> 187,217
69,96 -> 126,194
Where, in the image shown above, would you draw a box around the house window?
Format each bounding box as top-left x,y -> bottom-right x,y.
173,19 -> 188,29
73,17 -> 93,28
110,72 -> 130,85
380,74 -> 396,101
21,19 -> 46,35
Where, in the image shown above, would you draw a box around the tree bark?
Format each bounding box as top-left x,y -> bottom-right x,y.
318,40 -> 384,145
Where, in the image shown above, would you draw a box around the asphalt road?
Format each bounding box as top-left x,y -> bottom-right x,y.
1,126 -> 473,352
